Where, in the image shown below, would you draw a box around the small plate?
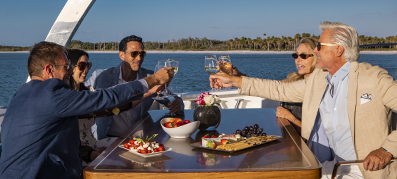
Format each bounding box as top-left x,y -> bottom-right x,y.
119,145 -> 172,158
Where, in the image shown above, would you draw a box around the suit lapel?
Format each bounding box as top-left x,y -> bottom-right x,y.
347,62 -> 359,144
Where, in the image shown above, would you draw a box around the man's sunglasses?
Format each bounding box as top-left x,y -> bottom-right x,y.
292,53 -> 314,59
75,61 -> 92,71
53,62 -> 72,70
316,42 -> 338,51
130,51 -> 146,58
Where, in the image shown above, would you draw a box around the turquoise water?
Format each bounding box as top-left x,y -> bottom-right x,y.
0,52 -> 396,106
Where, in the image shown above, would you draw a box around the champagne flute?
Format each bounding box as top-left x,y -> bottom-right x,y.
218,55 -> 232,74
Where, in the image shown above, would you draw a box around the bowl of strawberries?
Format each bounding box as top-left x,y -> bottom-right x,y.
161,117 -> 200,138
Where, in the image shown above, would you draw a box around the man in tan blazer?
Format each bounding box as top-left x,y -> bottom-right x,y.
209,21 -> 397,178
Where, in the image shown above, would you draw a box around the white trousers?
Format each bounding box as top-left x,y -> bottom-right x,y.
321,158 -> 364,179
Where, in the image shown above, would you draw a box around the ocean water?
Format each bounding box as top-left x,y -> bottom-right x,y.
0,52 -> 396,107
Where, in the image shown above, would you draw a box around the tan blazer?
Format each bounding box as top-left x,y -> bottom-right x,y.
239,61 -> 397,178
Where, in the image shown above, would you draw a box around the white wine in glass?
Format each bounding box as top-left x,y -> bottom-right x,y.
169,59 -> 179,75
218,55 -> 232,74
205,66 -> 217,75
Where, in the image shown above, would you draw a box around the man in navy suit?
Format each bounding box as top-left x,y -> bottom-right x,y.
0,41 -> 174,178
85,35 -> 183,139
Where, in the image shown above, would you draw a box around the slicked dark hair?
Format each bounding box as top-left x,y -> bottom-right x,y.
119,35 -> 144,52
28,41 -> 67,78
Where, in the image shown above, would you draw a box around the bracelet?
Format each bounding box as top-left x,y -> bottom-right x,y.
291,118 -> 296,122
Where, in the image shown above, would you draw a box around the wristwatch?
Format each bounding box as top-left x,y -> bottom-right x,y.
382,147 -> 393,158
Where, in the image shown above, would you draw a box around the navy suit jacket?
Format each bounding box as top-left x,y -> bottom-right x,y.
0,78 -> 144,179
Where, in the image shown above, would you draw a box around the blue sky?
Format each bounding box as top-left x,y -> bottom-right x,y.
1,0 -> 396,47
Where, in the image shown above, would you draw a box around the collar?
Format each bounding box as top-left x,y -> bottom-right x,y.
325,62 -> 351,85
119,64 -> 140,83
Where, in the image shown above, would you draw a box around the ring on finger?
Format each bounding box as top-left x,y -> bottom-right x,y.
373,166 -> 378,170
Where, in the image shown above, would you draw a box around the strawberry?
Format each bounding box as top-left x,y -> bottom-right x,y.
202,134 -> 210,139
153,148 -> 159,152
182,120 -> 190,124
211,135 -> 217,138
159,143 -> 164,147
134,145 -> 139,149
141,150 -> 147,154
175,121 -> 183,127
145,141 -> 150,144
164,122 -> 173,128
137,149 -> 142,153
221,139 -> 230,145
148,150 -> 152,153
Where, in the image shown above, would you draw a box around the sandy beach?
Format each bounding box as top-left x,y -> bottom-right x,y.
1,50 -> 397,55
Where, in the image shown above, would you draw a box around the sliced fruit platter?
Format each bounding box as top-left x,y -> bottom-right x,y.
191,124 -> 280,153
119,134 -> 172,158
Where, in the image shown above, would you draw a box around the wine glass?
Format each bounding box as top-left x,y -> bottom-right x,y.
152,60 -> 171,100
165,85 -> 178,116
205,55 -> 218,75
168,59 -> 179,76
205,55 -> 218,91
218,55 -> 232,74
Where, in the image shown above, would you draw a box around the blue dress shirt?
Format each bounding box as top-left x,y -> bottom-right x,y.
309,62 -> 357,162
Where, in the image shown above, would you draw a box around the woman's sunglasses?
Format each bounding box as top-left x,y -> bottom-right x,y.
130,51 -> 146,58
292,53 -> 314,59
75,62 -> 92,71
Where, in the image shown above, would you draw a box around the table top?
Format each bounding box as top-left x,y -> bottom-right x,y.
84,108 -> 321,179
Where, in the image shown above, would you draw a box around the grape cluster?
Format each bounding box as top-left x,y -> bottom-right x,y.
235,124 -> 266,137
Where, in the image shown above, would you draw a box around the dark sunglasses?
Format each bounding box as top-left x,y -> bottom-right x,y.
316,42 -> 338,51
75,62 -> 92,71
292,53 -> 314,59
130,51 -> 146,58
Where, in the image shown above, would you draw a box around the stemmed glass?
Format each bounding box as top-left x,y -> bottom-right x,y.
165,85 -> 179,116
218,55 -> 232,74
205,55 -> 218,91
152,60 -> 171,100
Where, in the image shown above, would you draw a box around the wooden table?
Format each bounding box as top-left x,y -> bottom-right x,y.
84,108 -> 321,179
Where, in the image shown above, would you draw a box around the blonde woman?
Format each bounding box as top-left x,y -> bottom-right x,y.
276,37 -> 317,134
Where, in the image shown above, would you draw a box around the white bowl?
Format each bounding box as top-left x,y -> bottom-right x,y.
160,118 -> 200,138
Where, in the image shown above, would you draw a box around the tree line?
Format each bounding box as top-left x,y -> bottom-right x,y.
1,33 -> 396,51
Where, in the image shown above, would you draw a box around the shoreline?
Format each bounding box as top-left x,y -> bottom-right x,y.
1,50 -> 397,55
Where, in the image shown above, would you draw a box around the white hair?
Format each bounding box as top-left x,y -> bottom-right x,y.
319,21 -> 360,62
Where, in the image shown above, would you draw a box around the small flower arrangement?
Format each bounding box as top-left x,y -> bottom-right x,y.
195,92 -> 220,107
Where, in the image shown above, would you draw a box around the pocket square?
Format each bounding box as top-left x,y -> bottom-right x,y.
360,93 -> 372,104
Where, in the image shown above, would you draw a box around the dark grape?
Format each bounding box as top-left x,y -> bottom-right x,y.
262,133 -> 267,136
254,124 -> 259,129
249,126 -> 254,130
241,130 -> 247,137
236,129 -> 242,134
244,126 -> 249,131
258,128 -> 263,133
